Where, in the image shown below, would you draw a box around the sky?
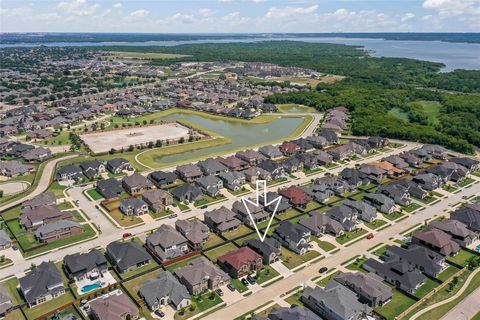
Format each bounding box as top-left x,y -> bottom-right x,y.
0,0 -> 479,33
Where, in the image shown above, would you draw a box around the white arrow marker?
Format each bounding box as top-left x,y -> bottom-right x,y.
241,180 -> 282,242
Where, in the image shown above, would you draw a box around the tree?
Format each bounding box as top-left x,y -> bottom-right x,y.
109,148 -> 116,154
128,145 -> 134,152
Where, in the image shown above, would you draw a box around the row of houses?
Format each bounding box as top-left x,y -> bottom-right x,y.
0,139 -> 52,164
56,157 -> 134,182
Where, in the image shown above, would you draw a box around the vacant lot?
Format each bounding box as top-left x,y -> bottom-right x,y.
80,123 -> 190,154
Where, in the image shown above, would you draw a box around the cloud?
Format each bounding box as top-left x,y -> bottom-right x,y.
264,4 -> 318,21
113,3 -> 123,9
222,12 -> 251,26
199,8 -> 214,17
57,0 -> 100,16
401,12 -> 415,21
422,0 -> 480,17
129,9 -> 149,18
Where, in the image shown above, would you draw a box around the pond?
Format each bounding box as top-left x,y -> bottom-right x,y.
139,112 -> 306,166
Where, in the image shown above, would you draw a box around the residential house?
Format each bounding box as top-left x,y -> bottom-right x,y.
96,178 -> 124,199
421,144 -> 448,159
55,164 -> 84,182
258,145 -> 283,160
236,150 -> 267,165
106,158 -> 134,174
306,135 -> 328,149
367,136 -> 390,148
196,175 -> 223,197
22,147 -> 52,162
148,171 -> 177,189
384,245 -> 447,278
449,157 -> 479,171
35,220 -> 83,243
339,168 -> 367,187
243,166 -> 272,183
260,191 -> 291,215
204,206 -> 241,234
326,205 -> 358,231
370,161 -> 404,177
0,160 -> 35,177
218,247 -> 263,278
146,225 -> 190,261
232,200 -> 269,227
412,173 -> 443,190
378,184 -> 412,206
106,241 -> 151,273
80,160 -> 105,179
412,229 -> 461,256
334,272 -> 392,307
281,157 -> 304,173
120,198 -> 149,216
343,200 -> 377,222
0,230 -> 12,250
20,205 -> 72,230
358,164 -> 387,184
391,180 -> 428,200
63,249 -> 108,281
139,271 -> 191,311
142,189 -> 173,213
252,306 -> 320,320
19,262 -> 65,307
174,257 -> 230,295
299,213 -> 345,237
89,293 -> 139,320
245,237 -> 281,265
273,221 -> 311,255
218,171 -> 246,191
175,219 -> 210,250
122,173 -> 154,195
279,141 -> 300,156
363,258 -> 426,294
451,205 -> 480,232
257,160 -> 286,179
21,192 -> 56,210
400,152 -> 423,167
278,186 -> 312,209
197,158 -> 228,176
364,193 -> 396,214
302,283 -> 371,320
218,156 -> 249,171
171,183 -> 203,204
312,150 -> 333,165
383,155 -> 410,171
0,283 -> 13,316
430,219 -> 478,248
176,164 -> 203,182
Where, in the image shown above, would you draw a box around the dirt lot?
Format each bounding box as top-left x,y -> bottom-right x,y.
80,122 -> 190,154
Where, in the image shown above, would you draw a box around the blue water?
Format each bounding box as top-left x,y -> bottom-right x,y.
81,281 -> 102,293
1,37 -> 479,71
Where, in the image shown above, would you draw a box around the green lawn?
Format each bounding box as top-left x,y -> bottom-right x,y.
336,228 -> 368,245
227,187 -> 250,196
194,194 -> 227,207
5,308 -> 26,320
437,265 -> 461,282
415,278 -> 440,298
165,255 -> 202,272
174,291 -> 223,320
3,277 -> 23,304
222,225 -> 253,240
280,247 -> 321,270
298,201 -> 321,213
2,205 -> 21,220
364,219 -> 388,230
202,233 -> 225,250
375,289 -> 416,320
104,207 -> 144,227
204,243 -> 238,263
284,289 -> 305,307
118,260 -> 160,280
401,202 -> 422,213
231,278 -> 248,293
45,181 -> 67,198
372,244 -> 388,257
382,211 -> 405,221
256,266 -> 280,285
24,291 -> 75,320
350,192 -> 366,201
311,237 -> 336,252
122,269 -> 159,300
275,208 -> 302,221
457,177 -> 476,188
233,233 -> 258,246
345,256 -> 368,273
447,249 -> 478,267
316,270 -> 343,287
57,200 -> 74,210
86,188 -> 103,200
148,208 -> 173,220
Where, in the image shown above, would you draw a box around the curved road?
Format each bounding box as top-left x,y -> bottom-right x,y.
0,154 -> 77,212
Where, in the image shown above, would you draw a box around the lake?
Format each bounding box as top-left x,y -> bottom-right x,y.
137,113 -> 305,167
1,36 -> 479,71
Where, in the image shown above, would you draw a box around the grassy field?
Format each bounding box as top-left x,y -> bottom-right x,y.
316,270 -> 343,287
204,242 -> 239,263
256,265 -> 280,285
165,254 -> 201,272
364,219 -> 389,230
375,289 -> 416,320
23,291 -> 75,320
447,249 -> 478,267
174,291 -> 223,320
280,247 -> 321,269
388,107 -> 409,122
122,269 -> 159,300
86,188 -> 103,200
222,225 -> 253,240
311,238 -> 336,252
415,278 -> 440,298
345,256 -> 368,273
336,228 -> 368,245
276,104 -> 317,113
202,233 -> 225,250
411,100 -> 441,126
437,265 -> 461,282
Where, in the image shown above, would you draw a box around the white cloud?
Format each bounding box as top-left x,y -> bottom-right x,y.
199,8 -> 214,17
422,0 -> 480,17
222,12 -> 251,26
264,5 -> 318,21
57,0 -> 100,16
113,3 -> 123,9
401,12 -> 415,22
129,9 -> 149,18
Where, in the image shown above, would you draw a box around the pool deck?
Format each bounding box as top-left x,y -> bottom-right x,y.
75,271 -> 117,295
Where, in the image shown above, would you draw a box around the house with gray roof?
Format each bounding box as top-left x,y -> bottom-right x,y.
20,205 -> 72,230
142,189 -> 173,213
334,272 -> 392,307
451,205 -> 480,232
35,220 -> 83,243
299,213 -> 345,237
0,160 -> 35,177
412,173 -> 443,190
174,257 -> 229,295
171,183 -> 203,204
343,200 -> 377,222
430,219 -> 478,248
378,184 -> 412,206
257,159 -> 286,179
120,198 -> 149,216
258,145 -> 283,160
176,164 -> 203,182
196,175 -> 223,197
232,200 -> 269,227
63,249 -> 108,281
139,271 -> 191,311
273,221 -> 311,255
204,206 -> 241,234
218,171 -> 246,191
391,180 -> 427,199
326,205 -> 359,232
306,135 -> 329,149
89,292 -> 139,320
22,147 -> 52,162
235,149 -> 267,165
412,229 -> 461,256
122,173 -> 154,195
21,192 -> 56,210
363,257 -> 426,293
80,160 -> 105,179
175,219 -> 209,250
364,193 -> 396,214
197,158 -> 228,176
0,230 -> 12,250
55,164 -> 84,182
96,178 -> 124,199
385,245 -> 447,277
245,237 -> 281,265
106,241 -> 151,274
449,157 -> 479,171
146,224 -> 189,261
0,283 -> 13,316
106,158 -> 133,174
243,166 -> 272,183
253,306 -> 320,320
147,171 -> 177,188
19,261 -> 65,307
302,283 -> 371,320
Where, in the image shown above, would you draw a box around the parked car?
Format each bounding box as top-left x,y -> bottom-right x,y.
227,283 -> 236,292
155,310 -> 165,318
241,278 -> 249,286
319,267 -> 328,273
169,213 -> 178,219
215,288 -> 224,296
366,233 -> 374,239
200,205 -> 209,209
122,232 -> 132,238
246,275 -> 256,284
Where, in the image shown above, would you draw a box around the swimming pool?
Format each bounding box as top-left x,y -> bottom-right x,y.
81,281 -> 102,293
